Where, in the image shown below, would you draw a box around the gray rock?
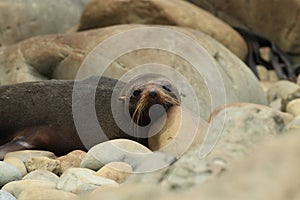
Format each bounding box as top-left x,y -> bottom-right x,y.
126,103 -> 290,190
22,170 -> 59,185
0,190 -> 16,200
0,161 -> 22,187
0,0 -> 88,47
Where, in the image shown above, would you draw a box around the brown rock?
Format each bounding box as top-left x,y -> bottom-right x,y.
4,150 -> 56,163
188,0 -> 300,54
78,0 -> 247,60
57,150 -> 86,175
0,0 -> 88,47
96,162 -> 133,184
0,25 -> 266,119
18,188 -> 80,200
2,180 -> 56,198
25,156 -> 60,174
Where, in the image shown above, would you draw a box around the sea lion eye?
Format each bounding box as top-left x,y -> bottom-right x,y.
133,89 -> 142,97
162,85 -> 172,92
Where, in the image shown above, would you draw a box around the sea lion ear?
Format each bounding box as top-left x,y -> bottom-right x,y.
119,96 -> 126,101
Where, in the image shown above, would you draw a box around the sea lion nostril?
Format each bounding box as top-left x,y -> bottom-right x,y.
149,89 -> 157,98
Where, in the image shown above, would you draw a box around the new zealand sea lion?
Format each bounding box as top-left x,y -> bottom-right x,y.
0,75 -> 180,159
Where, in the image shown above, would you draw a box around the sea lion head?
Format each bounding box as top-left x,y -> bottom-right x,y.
122,75 -> 180,126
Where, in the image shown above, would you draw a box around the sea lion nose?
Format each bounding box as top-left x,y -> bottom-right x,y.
148,88 -> 157,98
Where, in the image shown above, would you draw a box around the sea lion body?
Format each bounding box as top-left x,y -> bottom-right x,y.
0,75 -> 180,159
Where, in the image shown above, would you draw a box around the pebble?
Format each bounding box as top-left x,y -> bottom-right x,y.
80,139 -> 152,171
268,70 -> 279,81
57,168 -> 118,195
96,162 -> 133,184
3,157 -> 27,177
0,161 -> 22,187
57,150 -> 86,175
4,150 -> 56,163
287,116 -> 300,129
25,156 -> 60,174
256,65 -> 269,81
0,190 -> 16,200
2,180 -> 56,198
22,170 -> 59,185
18,188 -> 80,200
286,99 -> 300,117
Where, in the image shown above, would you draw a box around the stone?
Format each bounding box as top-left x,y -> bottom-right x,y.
266,80 -> 299,103
0,190 -> 16,200
281,88 -> 300,112
80,139 -> 152,171
3,157 -> 27,176
287,116 -> 300,130
4,150 -> 56,163
286,99 -> 300,117
57,168 -> 118,195
259,81 -> 274,94
96,162 -> 133,184
188,0 -> 300,55
57,150 -> 86,175
256,65 -> 269,81
148,106 -> 207,157
25,156 -> 60,174
126,103 -> 290,190
89,183 -> 161,200
0,25 -> 266,120
259,47 -> 271,62
78,0 -> 247,60
0,161 -> 22,187
22,170 -> 59,185
0,0 -> 88,47
18,188 -> 79,200
2,180 -> 56,198
157,133 -> 300,200
268,70 -> 279,81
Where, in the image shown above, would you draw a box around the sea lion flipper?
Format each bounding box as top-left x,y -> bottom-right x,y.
0,137 -> 35,160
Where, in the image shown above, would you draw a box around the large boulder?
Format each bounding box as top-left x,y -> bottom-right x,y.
188,0 -> 300,55
0,25 -> 267,119
77,0 -> 247,60
0,0 -> 88,47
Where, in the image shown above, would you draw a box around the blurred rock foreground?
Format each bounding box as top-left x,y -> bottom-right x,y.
0,0 -> 299,200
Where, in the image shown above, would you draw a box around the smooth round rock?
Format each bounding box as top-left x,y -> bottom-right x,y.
25,156 -> 60,174
57,150 -> 86,175
96,162 -> 133,184
149,106 -> 206,157
257,65 -> 269,81
268,70 -> 279,81
4,150 -> 56,163
287,116 -> 300,129
78,0 -> 247,60
22,170 -> 59,185
3,157 -> 27,176
18,188 -> 79,200
2,180 -> 56,198
267,81 -> 299,103
80,139 -> 152,171
286,99 -> 300,117
0,161 -> 22,187
57,168 -> 118,195
0,190 -> 16,200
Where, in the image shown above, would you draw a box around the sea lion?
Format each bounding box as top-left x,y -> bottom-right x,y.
0,75 -> 180,159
